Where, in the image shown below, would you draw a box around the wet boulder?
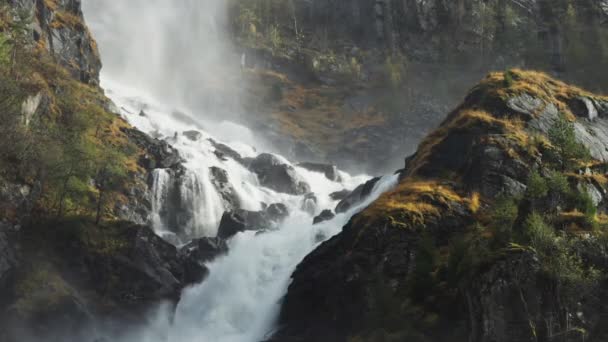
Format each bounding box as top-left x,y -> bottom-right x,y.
123,128 -> 183,169
335,177 -> 380,213
329,189 -> 351,201
248,153 -> 311,195
313,210 -> 335,225
183,130 -> 203,141
209,138 -> 245,164
217,203 -> 290,239
179,237 -> 228,284
209,166 -> 241,211
297,162 -> 341,182
301,193 -> 318,215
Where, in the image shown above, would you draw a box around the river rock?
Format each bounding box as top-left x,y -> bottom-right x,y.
297,162 -> 341,182
179,237 -> 228,284
301,193 -> 318,215
217,203 -> 290,239
183,130 -> 203,141
313,210 -> 335,225
335,177 -> 381,213
248,153 -> 311,195
210,166 -> 240,211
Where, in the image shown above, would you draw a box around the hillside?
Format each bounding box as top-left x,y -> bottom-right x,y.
228,0 -> 608,173
0,2 -> 204,340
273,70 -> 608,342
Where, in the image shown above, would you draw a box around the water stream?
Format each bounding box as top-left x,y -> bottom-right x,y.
82,1 -> 398,341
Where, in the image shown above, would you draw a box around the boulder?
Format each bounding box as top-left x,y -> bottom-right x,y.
183,130 -> 203,141
301,193 -> 318,215
297,162 -> 341,182
330,189 -> 351,201
179,237 -> 228,284
123,128 -> 183,170
313,210 -> 335,225
217,203 -> 290,239
209,138 -> 245,164
248,153 -> 311,195
209,166 -> 240,211
335,177 -> 381,213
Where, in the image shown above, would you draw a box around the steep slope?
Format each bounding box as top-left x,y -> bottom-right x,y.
0,2 -> 202,340
273,70 -> 608,342
228,0 -> 608,173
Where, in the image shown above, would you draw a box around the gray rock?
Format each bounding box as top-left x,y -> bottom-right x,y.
179,237 -> 228,284
297,162 -> 342,182
507,94 -> 546,119
123,128 -> 183,169
217,203 -> 290,240
330,189 -> 351,201
209,138 -> 245,164
313,210 -> 335,225
183,130 -> 203,141
209,166 -> 240,211
248,153 -> 311,195
335,177 -> 380,213
301,193 -> 317,215
12,0 -> 101,85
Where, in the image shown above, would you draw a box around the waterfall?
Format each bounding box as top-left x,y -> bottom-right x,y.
81,1 -> 399,341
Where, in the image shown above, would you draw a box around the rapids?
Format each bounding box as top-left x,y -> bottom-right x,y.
81,1 -> 399,341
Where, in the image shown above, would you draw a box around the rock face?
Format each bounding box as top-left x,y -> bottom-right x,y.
0,223 -> 17,291
217,203 -> 290,240
0,222 -> 198,341
273,71 -> 608,342
11,0 -> 102,85
334,177 -> 381,213
124,128 -> 183,170
248,153 -> 311,195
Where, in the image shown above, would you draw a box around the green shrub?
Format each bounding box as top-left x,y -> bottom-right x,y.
547,170 -> 570,195
547,114 -> 591,170
526,170 -> 548,199
523,212 -> 556,254
490,196 -> 519,244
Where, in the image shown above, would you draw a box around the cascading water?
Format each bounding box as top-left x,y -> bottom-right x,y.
81,1 -> 399,341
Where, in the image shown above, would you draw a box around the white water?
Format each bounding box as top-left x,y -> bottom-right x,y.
82,1 -> 399,341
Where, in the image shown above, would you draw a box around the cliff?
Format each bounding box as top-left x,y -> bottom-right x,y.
0,2 -> 206,340
230,0 -> 608,173
273,70 -> 608,342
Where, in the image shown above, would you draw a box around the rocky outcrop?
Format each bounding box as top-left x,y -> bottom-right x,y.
123,128 -> 183,170
217,203 -> 290,240
10,0 -> 102,85
0,221 -> 198,341
273,71 -> 608,341
334,177 -> 380,213
248,153 -> 311,195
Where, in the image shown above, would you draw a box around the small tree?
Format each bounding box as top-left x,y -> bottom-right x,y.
547,114 -> 590,170
94,150 -> 127,225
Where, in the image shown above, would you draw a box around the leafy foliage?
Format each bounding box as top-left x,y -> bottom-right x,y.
0,5 -> 136,223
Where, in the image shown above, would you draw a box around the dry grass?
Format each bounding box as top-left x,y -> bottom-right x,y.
406,108 -> 532,177
356,180 -> 477,229
475,69 -> 608,121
